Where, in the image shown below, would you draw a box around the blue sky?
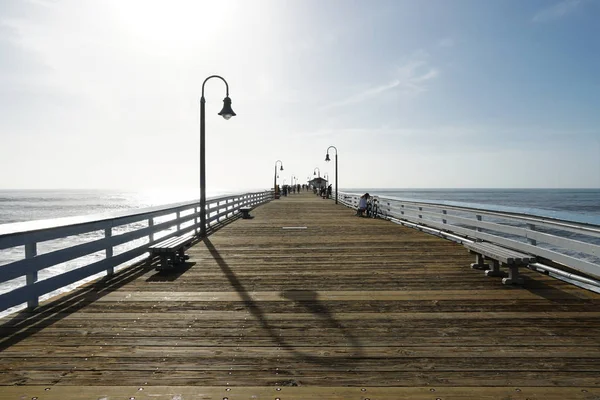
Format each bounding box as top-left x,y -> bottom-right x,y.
0,0 -> 598,191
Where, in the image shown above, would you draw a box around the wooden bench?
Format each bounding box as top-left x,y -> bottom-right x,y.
465,241 -> 536,285
148,235 -> 193,270
239,207 -> 253,219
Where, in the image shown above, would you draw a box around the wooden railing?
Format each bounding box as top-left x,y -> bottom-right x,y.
0,191 -> 272,314
339,191 -> 600,281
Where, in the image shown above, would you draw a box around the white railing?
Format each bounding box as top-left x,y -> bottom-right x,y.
0,190 -> 272,314
339,191 -> 600,280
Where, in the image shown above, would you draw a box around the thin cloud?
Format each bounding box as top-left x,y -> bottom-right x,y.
438,37 -> 455,48
322,56 -> 439,110
532,0 -> 582,23
23,0 -> 57,7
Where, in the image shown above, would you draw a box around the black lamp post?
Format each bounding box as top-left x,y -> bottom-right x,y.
325,145 -> 338,204
274,160 -> 284,199
199,75 -> 236,237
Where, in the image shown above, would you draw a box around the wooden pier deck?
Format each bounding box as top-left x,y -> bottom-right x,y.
2,192 -> 600,399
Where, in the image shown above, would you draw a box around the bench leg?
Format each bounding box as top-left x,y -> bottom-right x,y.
177,248 -> 190,263
502,266 -> 524,285
485,259 -> 507,277
156,254 -> 176,271
156,254 -> 169,271
470,253 -> 489,270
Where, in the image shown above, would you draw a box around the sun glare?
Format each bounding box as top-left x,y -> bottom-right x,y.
111,0 -> 230,54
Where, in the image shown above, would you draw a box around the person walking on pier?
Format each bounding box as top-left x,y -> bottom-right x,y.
357,193 -> 370,216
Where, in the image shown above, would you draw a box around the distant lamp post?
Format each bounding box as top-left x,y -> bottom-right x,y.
325,145 -> 338,204
274,160 -> 284,199
199,75 -> 236,237
313,167 -> 320,177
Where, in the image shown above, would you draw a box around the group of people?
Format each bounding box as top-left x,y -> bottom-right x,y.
314,184 -> 333,198
278,184 -> 308,196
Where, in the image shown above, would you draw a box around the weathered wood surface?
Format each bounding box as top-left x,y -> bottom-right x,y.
1,192 -> 600,399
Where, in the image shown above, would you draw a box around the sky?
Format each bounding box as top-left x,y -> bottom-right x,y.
0,0 -> 599,191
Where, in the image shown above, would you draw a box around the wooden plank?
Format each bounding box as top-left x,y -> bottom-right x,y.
4,356 -> 600,371
3,345 -> 600,358
2,386 -> 599,400
2,370 -> 600,387
3,334 -> 600,346
5,311 -> 598,321
85,290 -> 600,301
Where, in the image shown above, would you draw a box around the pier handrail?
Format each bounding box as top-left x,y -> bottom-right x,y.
0,190 -> 272,315
339,191 -> 600,280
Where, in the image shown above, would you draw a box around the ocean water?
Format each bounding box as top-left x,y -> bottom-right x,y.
0,188 -> 205,225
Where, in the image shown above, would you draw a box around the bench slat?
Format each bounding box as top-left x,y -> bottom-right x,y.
474,244 -> 525,261
149,236 -> 193,251
465,242 -> 535,265
467,245 -> 518,264
148,237 -> 179,250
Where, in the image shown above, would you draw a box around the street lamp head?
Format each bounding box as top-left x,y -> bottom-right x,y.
313,171 -> 316,175
218,96 -> 236,120
325,153 -> 331,162
280,165 -> 284,171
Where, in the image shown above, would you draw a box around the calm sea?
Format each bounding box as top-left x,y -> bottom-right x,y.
0,188 -> 206,225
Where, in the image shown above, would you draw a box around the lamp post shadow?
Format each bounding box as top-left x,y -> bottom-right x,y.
202,238 -> 365,366
281,289 -> 364,355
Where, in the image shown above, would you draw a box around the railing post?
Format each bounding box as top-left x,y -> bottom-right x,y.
25,242 -> 38,309
105,227 -> 114,276
177,211 -> 181,233
442,209 -> 447,225
476,215 -> 482,239
527,223 -> 537,246
418,207 -> 423,220
401,205 -> 405,216
149,217 -> 155,243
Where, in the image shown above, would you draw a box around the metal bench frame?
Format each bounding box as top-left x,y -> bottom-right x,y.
148,235 -> 194,270
465,241 -> 536,285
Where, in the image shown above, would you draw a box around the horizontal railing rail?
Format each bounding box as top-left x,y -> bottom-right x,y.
339,191 -> 600,280
0,190 -> 273,315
